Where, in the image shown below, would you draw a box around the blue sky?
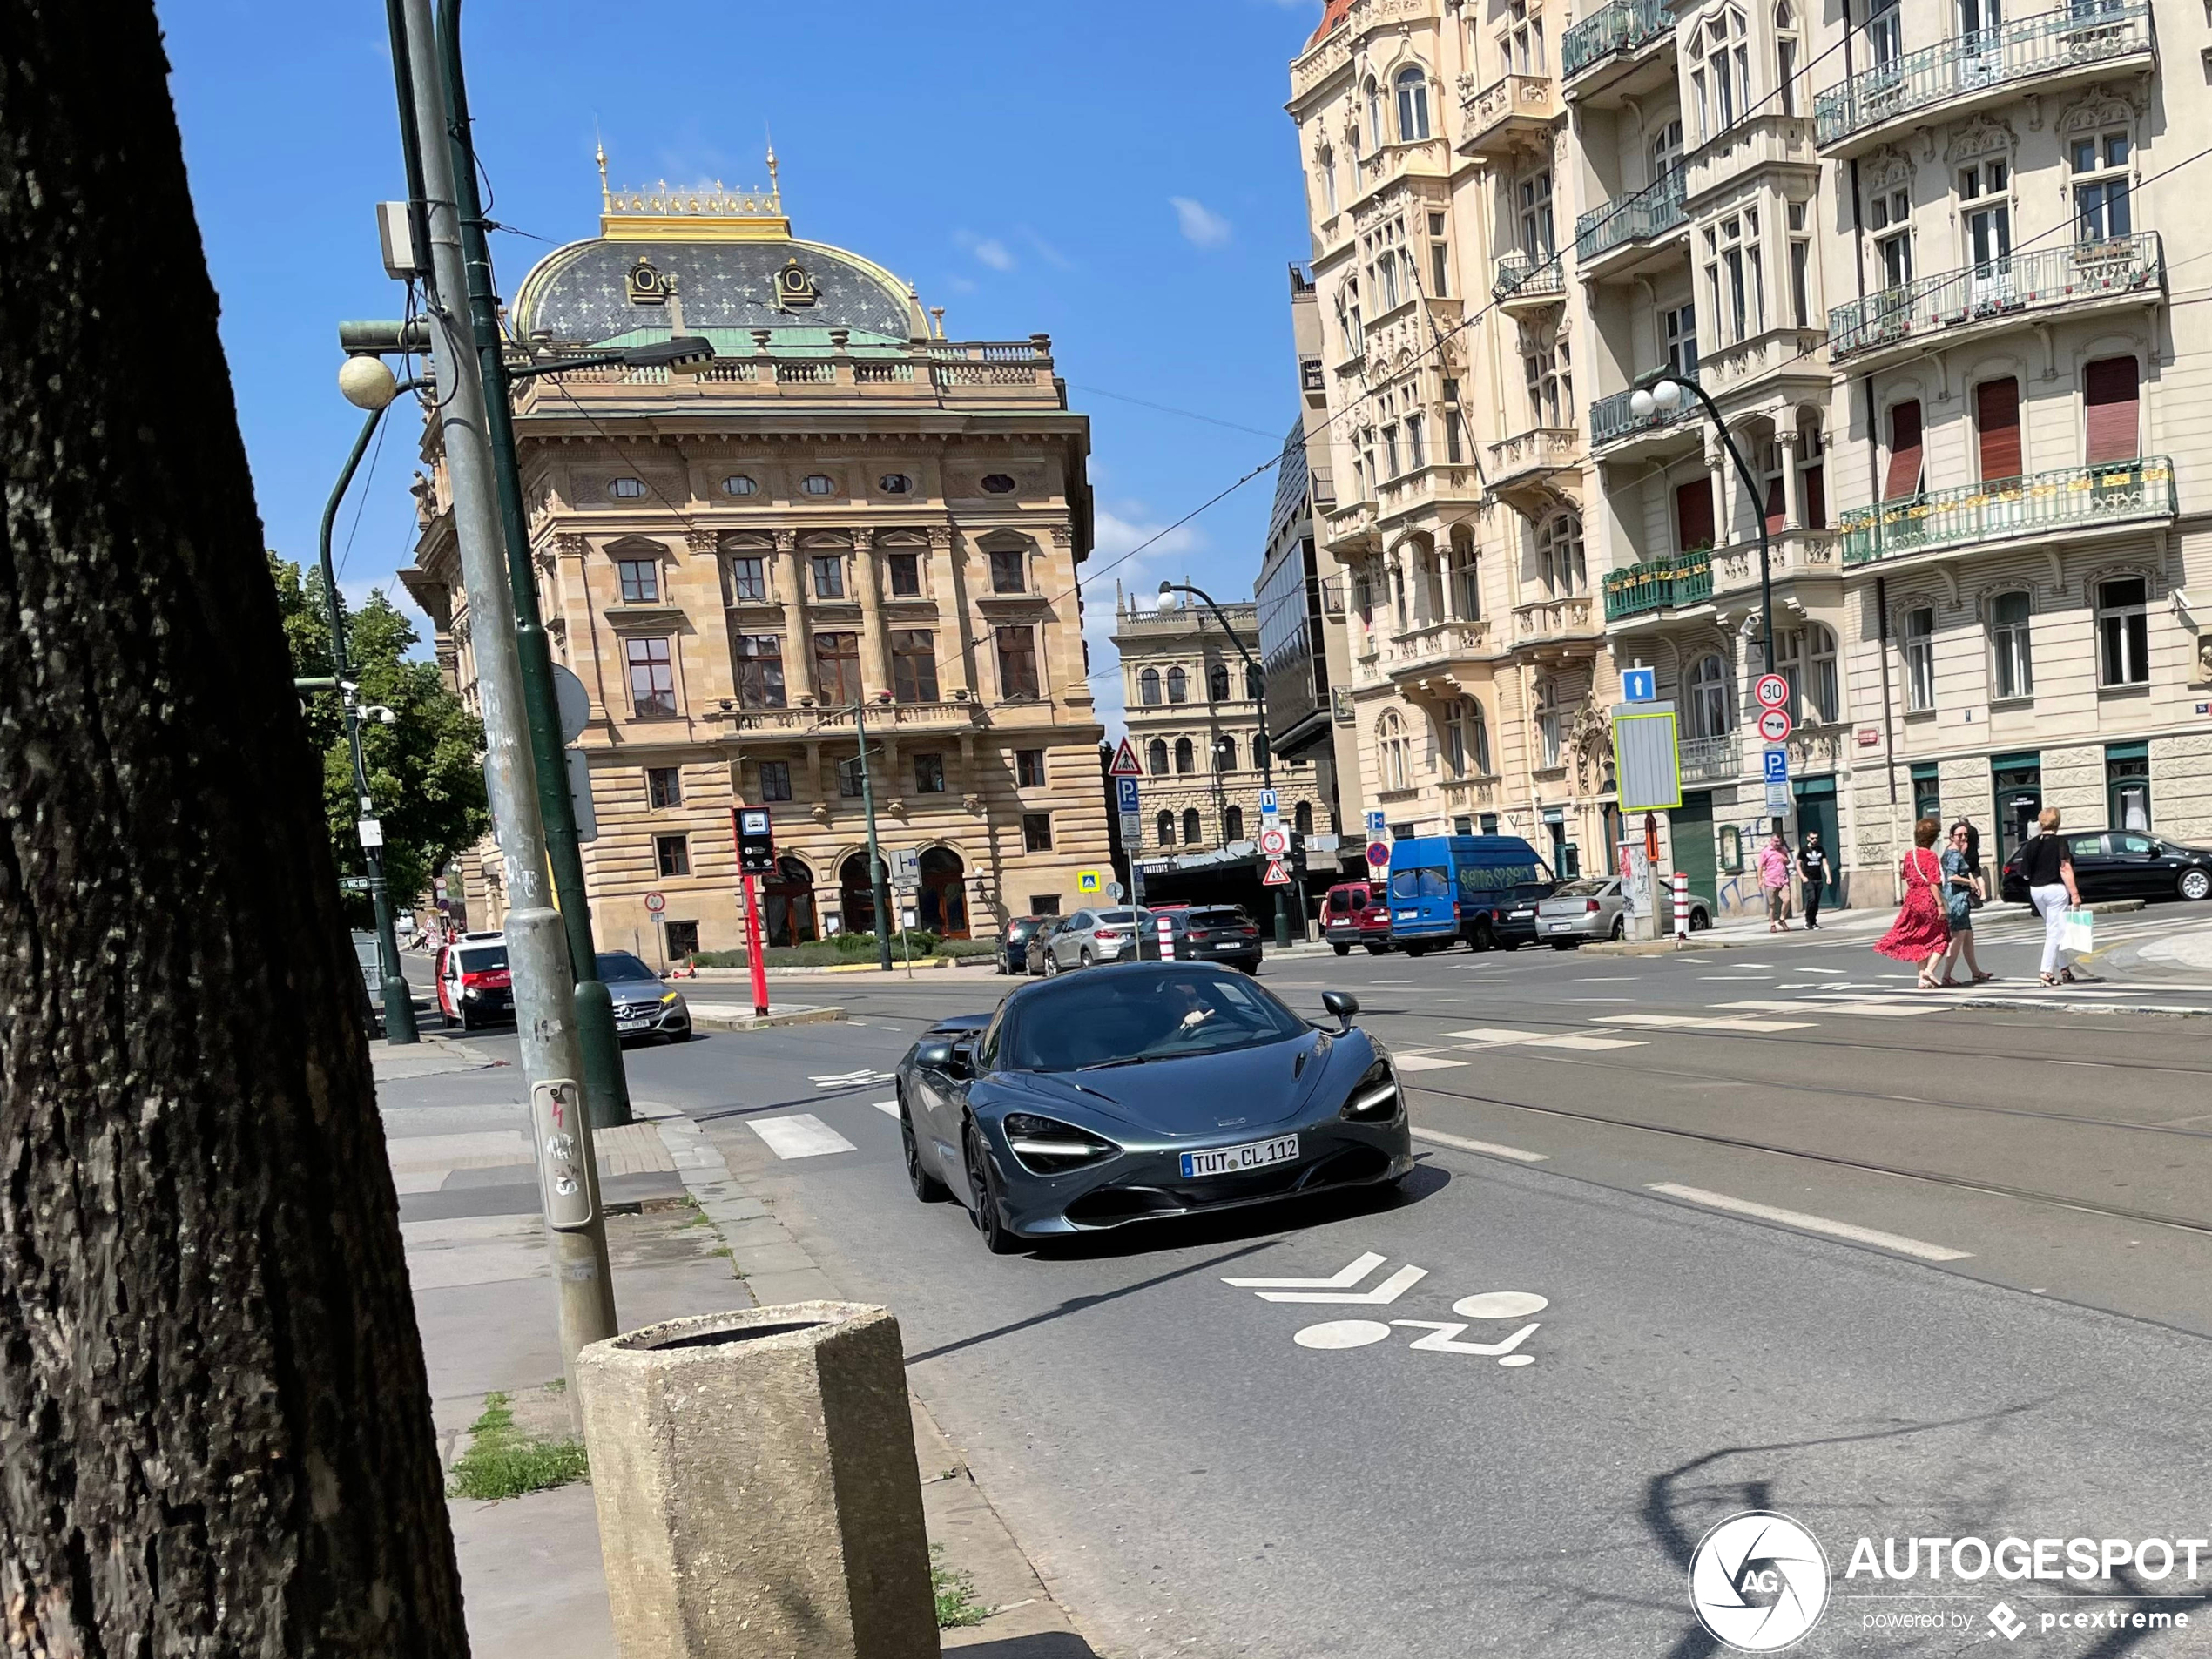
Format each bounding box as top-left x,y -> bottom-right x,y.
158,0 -> 1328,732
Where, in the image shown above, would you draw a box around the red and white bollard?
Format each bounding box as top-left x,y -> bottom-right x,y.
1673,871 -> 1689,941
1157,913 -> 1177,960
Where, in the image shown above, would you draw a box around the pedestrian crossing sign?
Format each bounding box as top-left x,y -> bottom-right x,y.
1076,868 -> 1105,895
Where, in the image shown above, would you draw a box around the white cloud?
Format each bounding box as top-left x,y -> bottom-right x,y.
944,273 -> 979,296
954,229 -> 1016,271
1082,508 -> 1208,738
1170,196 -> 1233,250
1022,227 -> 1076,271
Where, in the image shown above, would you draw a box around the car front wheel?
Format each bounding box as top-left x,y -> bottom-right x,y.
964,1121 -> 1020,1255
903,1094 -> 950,1203
1689,907 -> 1711,932
1042,952 -> 1061,976
2182,869 -> 2211,902
1333,941 -> 1351,956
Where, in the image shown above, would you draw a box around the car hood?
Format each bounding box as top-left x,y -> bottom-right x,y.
991,1032 -> 1354,1139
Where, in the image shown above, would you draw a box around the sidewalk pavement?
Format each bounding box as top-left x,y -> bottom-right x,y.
2124,922 -> 2212,974
371,1035 -> 1096,1659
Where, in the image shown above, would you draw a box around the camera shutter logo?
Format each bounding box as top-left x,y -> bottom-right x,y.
1687,1511 -> 1830,1652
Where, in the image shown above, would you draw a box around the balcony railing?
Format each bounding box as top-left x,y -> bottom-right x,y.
1827,233 -> 2162,361
1838,456 -> 2175,566
1679,733 -> 1741,785
1814,1 -> 2152,148
1603,551 -> 1714,619
1493,248 -> 1566,300
1590,383 -> 1698,448
1563,0 -> 1673,79
1575,166 -> 1687,263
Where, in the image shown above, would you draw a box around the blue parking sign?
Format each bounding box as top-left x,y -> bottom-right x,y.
1763,748 -> 1790,785
1366,809 -> 1386,836
1116,776 -> 1141,813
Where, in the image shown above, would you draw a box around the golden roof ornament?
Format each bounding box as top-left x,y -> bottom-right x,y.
596,141 -> 790,242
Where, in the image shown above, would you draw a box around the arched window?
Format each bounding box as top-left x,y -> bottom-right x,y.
1395,66 -> 1431,142
1534,679 -> 1562,769
1776,624 -> 1841,724
1378,710 -> 1409,792
1689,652 -> 1733,738
1208,663 -> 1231,703
1366,78 -> 1385,150
1174,737 -> 1195,774
1139,667 -> 1162,706
1224,805 -> 1245,842
1450,536 -> 1481,620
1156,810 -> 1175,848
1183,808 -> 1204,846
1317,144 -> 1338,219
1245,664 -> 1264,700
1167,666 -> 1189,704
1294,799 -> 1315,836
1538,512 -> 1586,596
1147,738 -> 1170,777
1217,734 -> 1239,773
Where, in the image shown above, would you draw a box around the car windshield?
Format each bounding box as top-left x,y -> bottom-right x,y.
1187,907 -> 1247,927
1389,867 -> 1449,900
457,946 -> 508,973
1551,879 -> 1612,898
1328,891 -> 1353,913
596,951 -> 660,984
1001,972 -> 1308,1072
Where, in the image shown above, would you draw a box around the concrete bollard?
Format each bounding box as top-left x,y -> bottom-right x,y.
575,1302 -> 939,1659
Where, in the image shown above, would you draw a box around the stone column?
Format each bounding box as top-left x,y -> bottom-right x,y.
931,527 -> 976,700
1704,439 -> 1730,549
857,532 -> 894,700
1777,428 -> 1804,531
776,529 -> 815,705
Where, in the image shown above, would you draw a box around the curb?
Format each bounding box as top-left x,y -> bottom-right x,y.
689,1005 -> 846,1034
691,957 -> 968,978
1581,935 -> 1747,957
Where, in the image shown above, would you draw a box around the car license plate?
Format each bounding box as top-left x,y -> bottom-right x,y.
617,1017 -> 651,1032
1510,908 -> 1534,920
1542,919 -> 1574,933
1180,1134 -> 1298,1178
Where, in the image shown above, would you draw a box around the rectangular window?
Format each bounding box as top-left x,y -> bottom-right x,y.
1904,605 -> 1936,711
654,834 -> 691,878
734,635 -> 786,709
1883,400 -> 1924,501
810,554 -> 846,599
886,551 -> 921,597
1990,590 -> 2033,700
837,756 -> 864,798
617,558 -> 660,604
1910,761 -> 1940,824
2096,577 -> 2150,686
913,752 -> 946,793
988,549 -> 1026,593
1022,813 -> 1054,853
2107,744 -> 2152,831
1015,748 -> 1047,788
664,921 -> 698,960
624,637 -> 677,718
996,625 -> 1041,699
1406,413 -> 1426,468
1790,238 -> 1811,328
2083,355 -> 2141,463
1431,238 -> 1449,297
1383,425 -> 1400,477
1664,303 -> 1698,377
725,556 -> 767,603
1870,186 -> 1912,288
1446,410 -> 1465,463
813,631 -> 861,707
2072,132 -> 2131,243
890,628 -> 940,703
1973,376 -> 2021,482
1675,477 -> 1716,552
758,759 -> 792,802
646,766 -> 683,809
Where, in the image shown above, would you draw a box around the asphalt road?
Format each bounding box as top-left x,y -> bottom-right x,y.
442,907 -> 2212,1656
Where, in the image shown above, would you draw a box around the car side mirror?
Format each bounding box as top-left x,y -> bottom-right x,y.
914,1038 -> 954,1071
947,1039 -> 976,1080
1322,990 -> 1359,1033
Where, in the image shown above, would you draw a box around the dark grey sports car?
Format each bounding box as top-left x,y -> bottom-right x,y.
892,962 -> 1413,1253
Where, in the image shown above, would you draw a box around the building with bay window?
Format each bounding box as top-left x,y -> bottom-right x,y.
401,157 -> 1105,959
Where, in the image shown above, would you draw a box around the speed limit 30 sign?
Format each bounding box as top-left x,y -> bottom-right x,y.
1755,673 -> 1791,710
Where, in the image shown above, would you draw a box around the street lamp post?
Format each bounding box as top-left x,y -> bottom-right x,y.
852,698 -> 896,971
1629,374 -> 1775,672
1158,581 -> 1291,949
327,361 -> 422,1045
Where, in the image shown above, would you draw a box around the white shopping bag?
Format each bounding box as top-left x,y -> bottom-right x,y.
2060,908 -> 2094,954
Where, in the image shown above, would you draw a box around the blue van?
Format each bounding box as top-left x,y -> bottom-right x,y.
1386,836 -> 1554,954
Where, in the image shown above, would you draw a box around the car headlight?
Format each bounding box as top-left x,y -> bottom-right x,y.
660,990 -> 679,1005
462,986 -> 479,1000
1002,1112 -> 1117,1174
1340,1060 -> 1401,1122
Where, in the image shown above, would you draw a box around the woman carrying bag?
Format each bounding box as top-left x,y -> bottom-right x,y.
2020,807 -> 2084,986
1875,817 -> 1952,989
1934,823 -> 1993,985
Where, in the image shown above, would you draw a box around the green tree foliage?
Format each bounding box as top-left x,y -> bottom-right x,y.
270,554 -> 487,923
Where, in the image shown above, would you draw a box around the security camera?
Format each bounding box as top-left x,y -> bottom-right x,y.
361,705 -> 398,726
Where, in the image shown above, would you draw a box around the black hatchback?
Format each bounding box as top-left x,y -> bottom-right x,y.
1168,905 -> 1264,974
2000,829 -> 2212,906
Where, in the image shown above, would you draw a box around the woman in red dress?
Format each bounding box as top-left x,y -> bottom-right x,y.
1875,817 -> 1952,988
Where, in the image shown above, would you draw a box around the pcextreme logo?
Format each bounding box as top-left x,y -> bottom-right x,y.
1689,1511 -> 1832,1652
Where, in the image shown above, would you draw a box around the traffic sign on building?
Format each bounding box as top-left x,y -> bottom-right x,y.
1109,737 -> 1144,778
1757,707 -> 1793,743
1755,673 -> 1791,710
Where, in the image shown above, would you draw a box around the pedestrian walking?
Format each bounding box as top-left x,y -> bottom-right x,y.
1757,832 -> 1793,933
2020,806 -> 2084,986
1797,833 -> 1831,929
1874,817 -> 1951,988
1933,823 -> 1993,985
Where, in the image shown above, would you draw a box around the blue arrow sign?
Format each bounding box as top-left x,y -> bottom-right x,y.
1622,667 -> 1657,703
1116,776 -> 1141,813
1764,748 -> 1790,785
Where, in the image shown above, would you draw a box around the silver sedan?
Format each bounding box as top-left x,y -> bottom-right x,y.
1537,877 -> 1710,946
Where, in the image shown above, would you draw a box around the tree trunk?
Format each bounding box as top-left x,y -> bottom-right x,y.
0,5 -> 469,1654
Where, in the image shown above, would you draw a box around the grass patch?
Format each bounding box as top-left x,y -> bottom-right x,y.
931,1548 -> 993,1629
448,1392 -> 589,1501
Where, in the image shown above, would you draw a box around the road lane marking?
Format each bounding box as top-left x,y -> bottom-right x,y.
1441,1027 -> 1550,1042
1575,976 -> 1636,981
1596,1014 -> 1815,1031
1393,1318 -> 1541,1358
1409,1126 -> 1548,1163
749,1114 -> 859,1159
1524,1033 -> 1647,1050
1644,1183 -> 1972,1261
1393,1053 -> 1469,1071
1225,1251 -> 1388,1290
1453,1291 -> 1549,1318
1249,1264 -> 1429,1304
873,1099 -> 900,1116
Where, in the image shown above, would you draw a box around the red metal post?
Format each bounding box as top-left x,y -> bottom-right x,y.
742,873 -> 769,1018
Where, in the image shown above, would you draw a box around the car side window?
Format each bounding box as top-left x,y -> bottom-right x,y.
2069,834 -> 2107,860
2116,833 -> 2155,856
977,1007 -> 1005,1069
1070,910 -> 1094,931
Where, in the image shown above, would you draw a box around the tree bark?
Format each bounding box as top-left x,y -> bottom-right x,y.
0,4 -> 469,1654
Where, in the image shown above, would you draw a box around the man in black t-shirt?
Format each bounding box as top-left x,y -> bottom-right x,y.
1797,833 -> 1831,929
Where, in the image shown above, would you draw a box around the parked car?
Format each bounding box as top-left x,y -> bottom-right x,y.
997,914 -> 1053,975
2000,829 -> 2212,905
893,963 -> 1413,1252
1322,880 -> 1393,956
598,950 -> 693,1043
1385,835 -> 1555,954
1028,907 -> 1156,975
1537,876 -> 1712,946
434,932 -> 512,1030
1160,904 -> 1263,974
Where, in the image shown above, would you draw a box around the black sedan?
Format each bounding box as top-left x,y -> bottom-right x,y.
892,963 -> 1413,1253
2000,829 -> 2212,906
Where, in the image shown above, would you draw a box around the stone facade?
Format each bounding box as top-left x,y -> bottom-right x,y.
401,169 -> 1105,960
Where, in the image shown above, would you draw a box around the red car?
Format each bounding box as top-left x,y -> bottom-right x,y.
1323,880 -> 1393,955
434,932 -> 513,1030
